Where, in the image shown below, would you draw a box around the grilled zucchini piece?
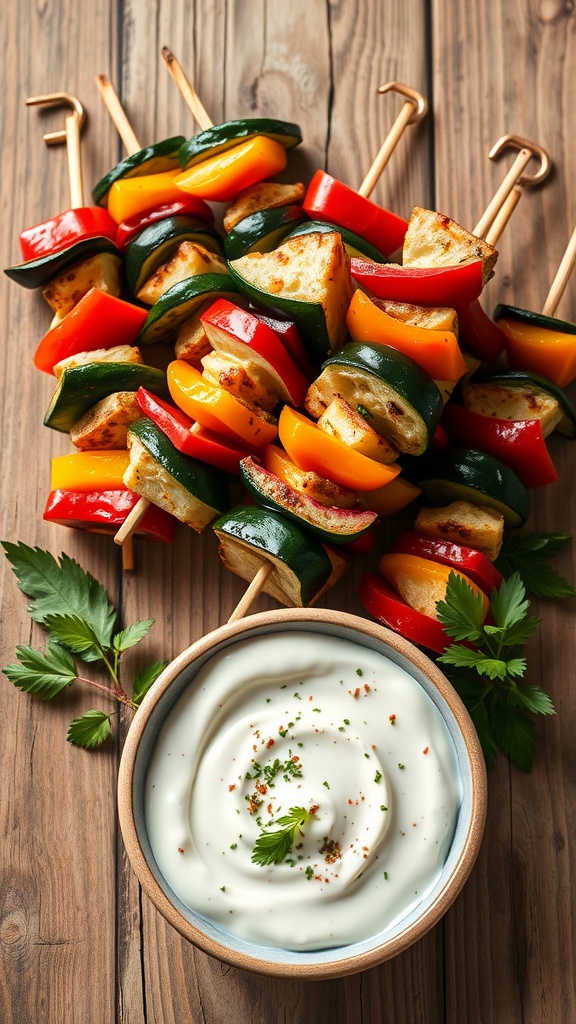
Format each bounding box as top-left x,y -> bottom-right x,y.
223,181 -> 305,232
53,345 -> 143,379
70,392 -> 142,450
305,342 -> 442,456
136,241 -> 229,305
317,398 -> 399,464
124,418 -> 229,532
414,500 -> 505,562
42,252 -> 122,316
212,505 -> 345,607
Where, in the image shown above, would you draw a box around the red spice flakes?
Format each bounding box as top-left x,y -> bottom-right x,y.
228,784 -> 236,792
349,687 -> 361,699
267,803 -> 273,814
266,737 -> 275,748
292,754 -> 300,762
178,847 -> 184,854
363,683 -> 371,693
389,713 -> 396,724
320,838 -> 341,863
310,804 -> 320,815
423,746 -> 429,755
255,780 -> 268,795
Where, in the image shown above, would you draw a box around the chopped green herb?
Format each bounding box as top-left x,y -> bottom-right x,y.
305,865 -> 314,880
374,771 -> 382,784
251,806 -> 315,867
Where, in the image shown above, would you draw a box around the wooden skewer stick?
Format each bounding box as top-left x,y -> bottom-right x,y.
473,134 -> 550,240
541,226 -> 576,317
227,563 -> 273,623
26,92 -> 86,209
114,498 -> 151,547
95,74 -> 141,156
358,82 -> 427,199
484,185 -> 523,246
161,47 -> 213,131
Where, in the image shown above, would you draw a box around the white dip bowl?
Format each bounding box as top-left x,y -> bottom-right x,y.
118,607 -> 487,979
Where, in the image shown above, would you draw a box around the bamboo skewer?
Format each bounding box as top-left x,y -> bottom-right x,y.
161,47 -> 213,130
227,563 -> 273,623
357,82 -> 427,199
484,185 -> 523,246
473,134 -> 550,240
541,226 -> 576,317
95,74 -> 141,155
26,92 -> 86,209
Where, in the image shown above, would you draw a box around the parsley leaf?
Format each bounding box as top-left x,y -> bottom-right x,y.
113,620 -> 155,653
132,660 -> 167,706
3,542 -> 165,750
436,572 -> 554,772
67,710 -> 112,749
251,806 -> 314,866
3,642 -> 77,699
495,532 -> 576,599
2,541 -> 117,656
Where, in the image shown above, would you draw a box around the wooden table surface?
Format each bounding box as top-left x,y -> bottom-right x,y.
1,2 -> 575,1021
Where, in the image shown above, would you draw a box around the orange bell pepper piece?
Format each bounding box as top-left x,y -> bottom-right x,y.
378,553 -> 490,621
107,170 -> 184,224
278,406 -> 401,491
360,476 -> 422,516
174,136 -> 288,203
499,317 -> 576,388
346,290 -> 467,383
51,451 -> 130,491
167,360 -> 277,448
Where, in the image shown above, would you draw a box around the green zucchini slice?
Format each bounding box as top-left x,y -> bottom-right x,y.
228,231 -> 353,366
92,136 -> 186,206
493,303 -> 576,336
125,418 -> 229,531
44,362 -> 170,433
286,219 -> 387,263
213,505 -> 335,607
136,273 -> 241,346
240,457 -> 377,545
405,447 -> 530,527
306,341 -> 442,456
124,216 -> 223,297
178,118 -> 302,170
467,369 -> 576,439
5,237 -> 120,290
224,205 -> 305,260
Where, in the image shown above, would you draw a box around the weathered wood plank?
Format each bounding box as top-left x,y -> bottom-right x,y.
432,2 -> 576,1021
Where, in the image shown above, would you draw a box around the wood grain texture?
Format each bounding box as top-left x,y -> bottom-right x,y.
0,0 -> 575,1021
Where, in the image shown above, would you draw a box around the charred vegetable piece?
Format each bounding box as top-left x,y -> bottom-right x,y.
92,136 -> 186,206
212,505 -> 343,608
44,362 -> 170,433
178,118 -> 302,169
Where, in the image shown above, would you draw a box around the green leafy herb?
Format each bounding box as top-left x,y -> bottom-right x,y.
67,710 -> 112,749
495,531 -> 576,599
251,806 -> 315,867
436,571 -> 555,771
2,542 -> 165,748
357,404 -> 373,421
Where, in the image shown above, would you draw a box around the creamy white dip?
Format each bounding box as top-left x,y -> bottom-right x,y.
145,631 -> 461,951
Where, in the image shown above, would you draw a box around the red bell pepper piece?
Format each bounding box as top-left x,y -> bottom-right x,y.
391,530 -> 503,594
43,488 -> 177,543
349,257 -> 485,307
200,298 -> 309,406
342,527 -> 375,555
136,388 -> 252,474
19,207 -> 118,261
303,170 -> 409,257
359,571 -> 451,654
456,299 -> 506,361
114,194 -> 214,251
252,311 -> 313,379
34,288 -> 149,374
431,423 -> 450,449
441,403 -> 558,489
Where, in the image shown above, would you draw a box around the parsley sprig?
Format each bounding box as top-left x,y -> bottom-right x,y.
436,571 -> 555,772
2,542 -> 166,748
495,531 -> 576,599
251,806 -> 315,866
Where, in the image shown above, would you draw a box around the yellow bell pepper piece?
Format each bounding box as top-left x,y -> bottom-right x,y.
51,451 -> 130,491
499,317 -> 576,388
378,553 -> 490,621
174,136 -> 288,202
167,360 -> 277,448
107,170 -> 183,224
360,477 -> 422,516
